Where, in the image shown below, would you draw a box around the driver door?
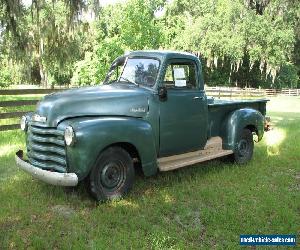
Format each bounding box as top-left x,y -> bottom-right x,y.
159,59 -> 208,156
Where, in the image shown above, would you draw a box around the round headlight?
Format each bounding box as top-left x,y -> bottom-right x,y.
64,126 -> 75,146
20,116 -> 27,131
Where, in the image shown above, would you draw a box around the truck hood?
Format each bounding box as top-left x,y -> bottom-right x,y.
36,84 -> 151,127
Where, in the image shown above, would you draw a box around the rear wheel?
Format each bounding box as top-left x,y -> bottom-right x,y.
88,146 -> 135,202
232,128 -> 254,164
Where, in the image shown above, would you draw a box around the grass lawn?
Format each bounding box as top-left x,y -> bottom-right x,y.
0,96 -> 299,249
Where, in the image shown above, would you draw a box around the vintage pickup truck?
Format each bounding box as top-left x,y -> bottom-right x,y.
16,50 -> 269,201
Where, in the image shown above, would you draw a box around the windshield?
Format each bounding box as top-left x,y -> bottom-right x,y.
119,57 -> 160,87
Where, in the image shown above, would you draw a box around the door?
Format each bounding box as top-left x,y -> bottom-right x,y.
159,59 -> 208,156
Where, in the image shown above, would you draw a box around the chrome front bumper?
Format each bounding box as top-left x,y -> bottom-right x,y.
15,150 -> 78,186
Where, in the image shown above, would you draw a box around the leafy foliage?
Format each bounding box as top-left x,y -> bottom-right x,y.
0,0 -> 299,88
72,0 -> 163,85
162,0 -> 299,86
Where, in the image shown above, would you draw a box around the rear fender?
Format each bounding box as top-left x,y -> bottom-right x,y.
221,108 -> 264,150
58,117 -> 158,180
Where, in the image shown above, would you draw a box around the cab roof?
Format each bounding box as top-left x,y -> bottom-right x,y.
128,50 -> 199,62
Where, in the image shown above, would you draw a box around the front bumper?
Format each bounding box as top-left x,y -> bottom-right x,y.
15,150 -> 78,186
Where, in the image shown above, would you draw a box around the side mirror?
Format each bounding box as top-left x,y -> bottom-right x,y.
158,86 -> 167,101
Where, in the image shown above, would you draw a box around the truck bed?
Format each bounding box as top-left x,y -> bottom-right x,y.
207,97 -> 268,138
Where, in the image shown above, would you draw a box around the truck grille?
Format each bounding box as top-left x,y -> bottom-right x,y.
26,124 -> 67,173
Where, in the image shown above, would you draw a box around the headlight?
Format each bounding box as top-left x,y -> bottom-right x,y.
64,126 -> 75,146
20,116 -> 27,131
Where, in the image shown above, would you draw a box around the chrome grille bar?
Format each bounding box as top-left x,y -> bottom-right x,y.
26,124 -> 67,173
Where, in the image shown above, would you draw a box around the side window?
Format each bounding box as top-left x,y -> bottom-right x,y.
163,62 -> 197,89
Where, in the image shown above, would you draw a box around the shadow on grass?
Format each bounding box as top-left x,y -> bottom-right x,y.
0,155 -> 239,248
1,155 -> 244,207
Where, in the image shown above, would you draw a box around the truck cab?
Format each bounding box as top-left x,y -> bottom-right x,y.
16,50 -> 268,201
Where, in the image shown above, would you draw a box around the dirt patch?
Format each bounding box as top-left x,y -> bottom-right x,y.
51,205 -> 76,218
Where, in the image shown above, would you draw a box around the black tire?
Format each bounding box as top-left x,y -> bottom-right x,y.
232,128 -> 254,164
88,146 -> 135,202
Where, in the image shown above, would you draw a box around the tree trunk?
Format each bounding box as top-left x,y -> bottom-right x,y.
38,56 -> 47,87
38,37 -> 47,88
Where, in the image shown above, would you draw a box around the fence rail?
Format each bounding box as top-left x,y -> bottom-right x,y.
0,111 -> 28,119
1,87 -> 299,131
0,100 -> 39,107
0,88 -> 64,95
0,88 -> 67,131
205,87 -> 265,98
205,87 -> 300,98
281,88 -> 300,96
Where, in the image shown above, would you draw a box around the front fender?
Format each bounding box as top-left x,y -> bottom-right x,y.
221,108 -> 264,150
58,117 -> 157,181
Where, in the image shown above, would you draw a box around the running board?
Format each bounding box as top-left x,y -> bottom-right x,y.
158,137 -> 233,171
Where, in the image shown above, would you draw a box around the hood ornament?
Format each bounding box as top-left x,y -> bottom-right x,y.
32,114 -> 47,123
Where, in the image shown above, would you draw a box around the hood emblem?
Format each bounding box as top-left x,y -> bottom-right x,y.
130,107 -> 146,113
32,114 -> 47,123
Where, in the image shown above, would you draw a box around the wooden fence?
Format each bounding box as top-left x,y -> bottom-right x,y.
1,87 -> 299,131
205,87 -> 300,98
0,88 -> 66,131
205,87 -> 265,98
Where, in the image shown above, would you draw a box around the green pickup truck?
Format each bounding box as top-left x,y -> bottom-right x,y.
16,50 -> 269,201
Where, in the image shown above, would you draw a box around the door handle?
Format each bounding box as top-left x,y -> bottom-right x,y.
193,96 -> 203,100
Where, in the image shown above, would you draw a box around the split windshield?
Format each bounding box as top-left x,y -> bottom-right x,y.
119,58 -> 159,87
104,57 -> 160,87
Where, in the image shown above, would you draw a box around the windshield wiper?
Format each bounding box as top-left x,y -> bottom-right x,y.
119,76 -> 139,87
104,80 -> 116,85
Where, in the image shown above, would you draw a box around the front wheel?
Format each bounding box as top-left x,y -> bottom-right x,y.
231,128 -> 254,164
88,146 -> 135,202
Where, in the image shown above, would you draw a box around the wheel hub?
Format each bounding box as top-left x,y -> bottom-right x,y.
100,163 -> 123,189
238,139 -> 249,156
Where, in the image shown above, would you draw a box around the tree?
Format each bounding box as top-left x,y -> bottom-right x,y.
0,0 -> 299,88
0,0 -> 87,86
161,0 -> 299,87
72,0 -> 165,85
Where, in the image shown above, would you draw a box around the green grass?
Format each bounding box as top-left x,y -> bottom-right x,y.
0,96 -> 299,249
